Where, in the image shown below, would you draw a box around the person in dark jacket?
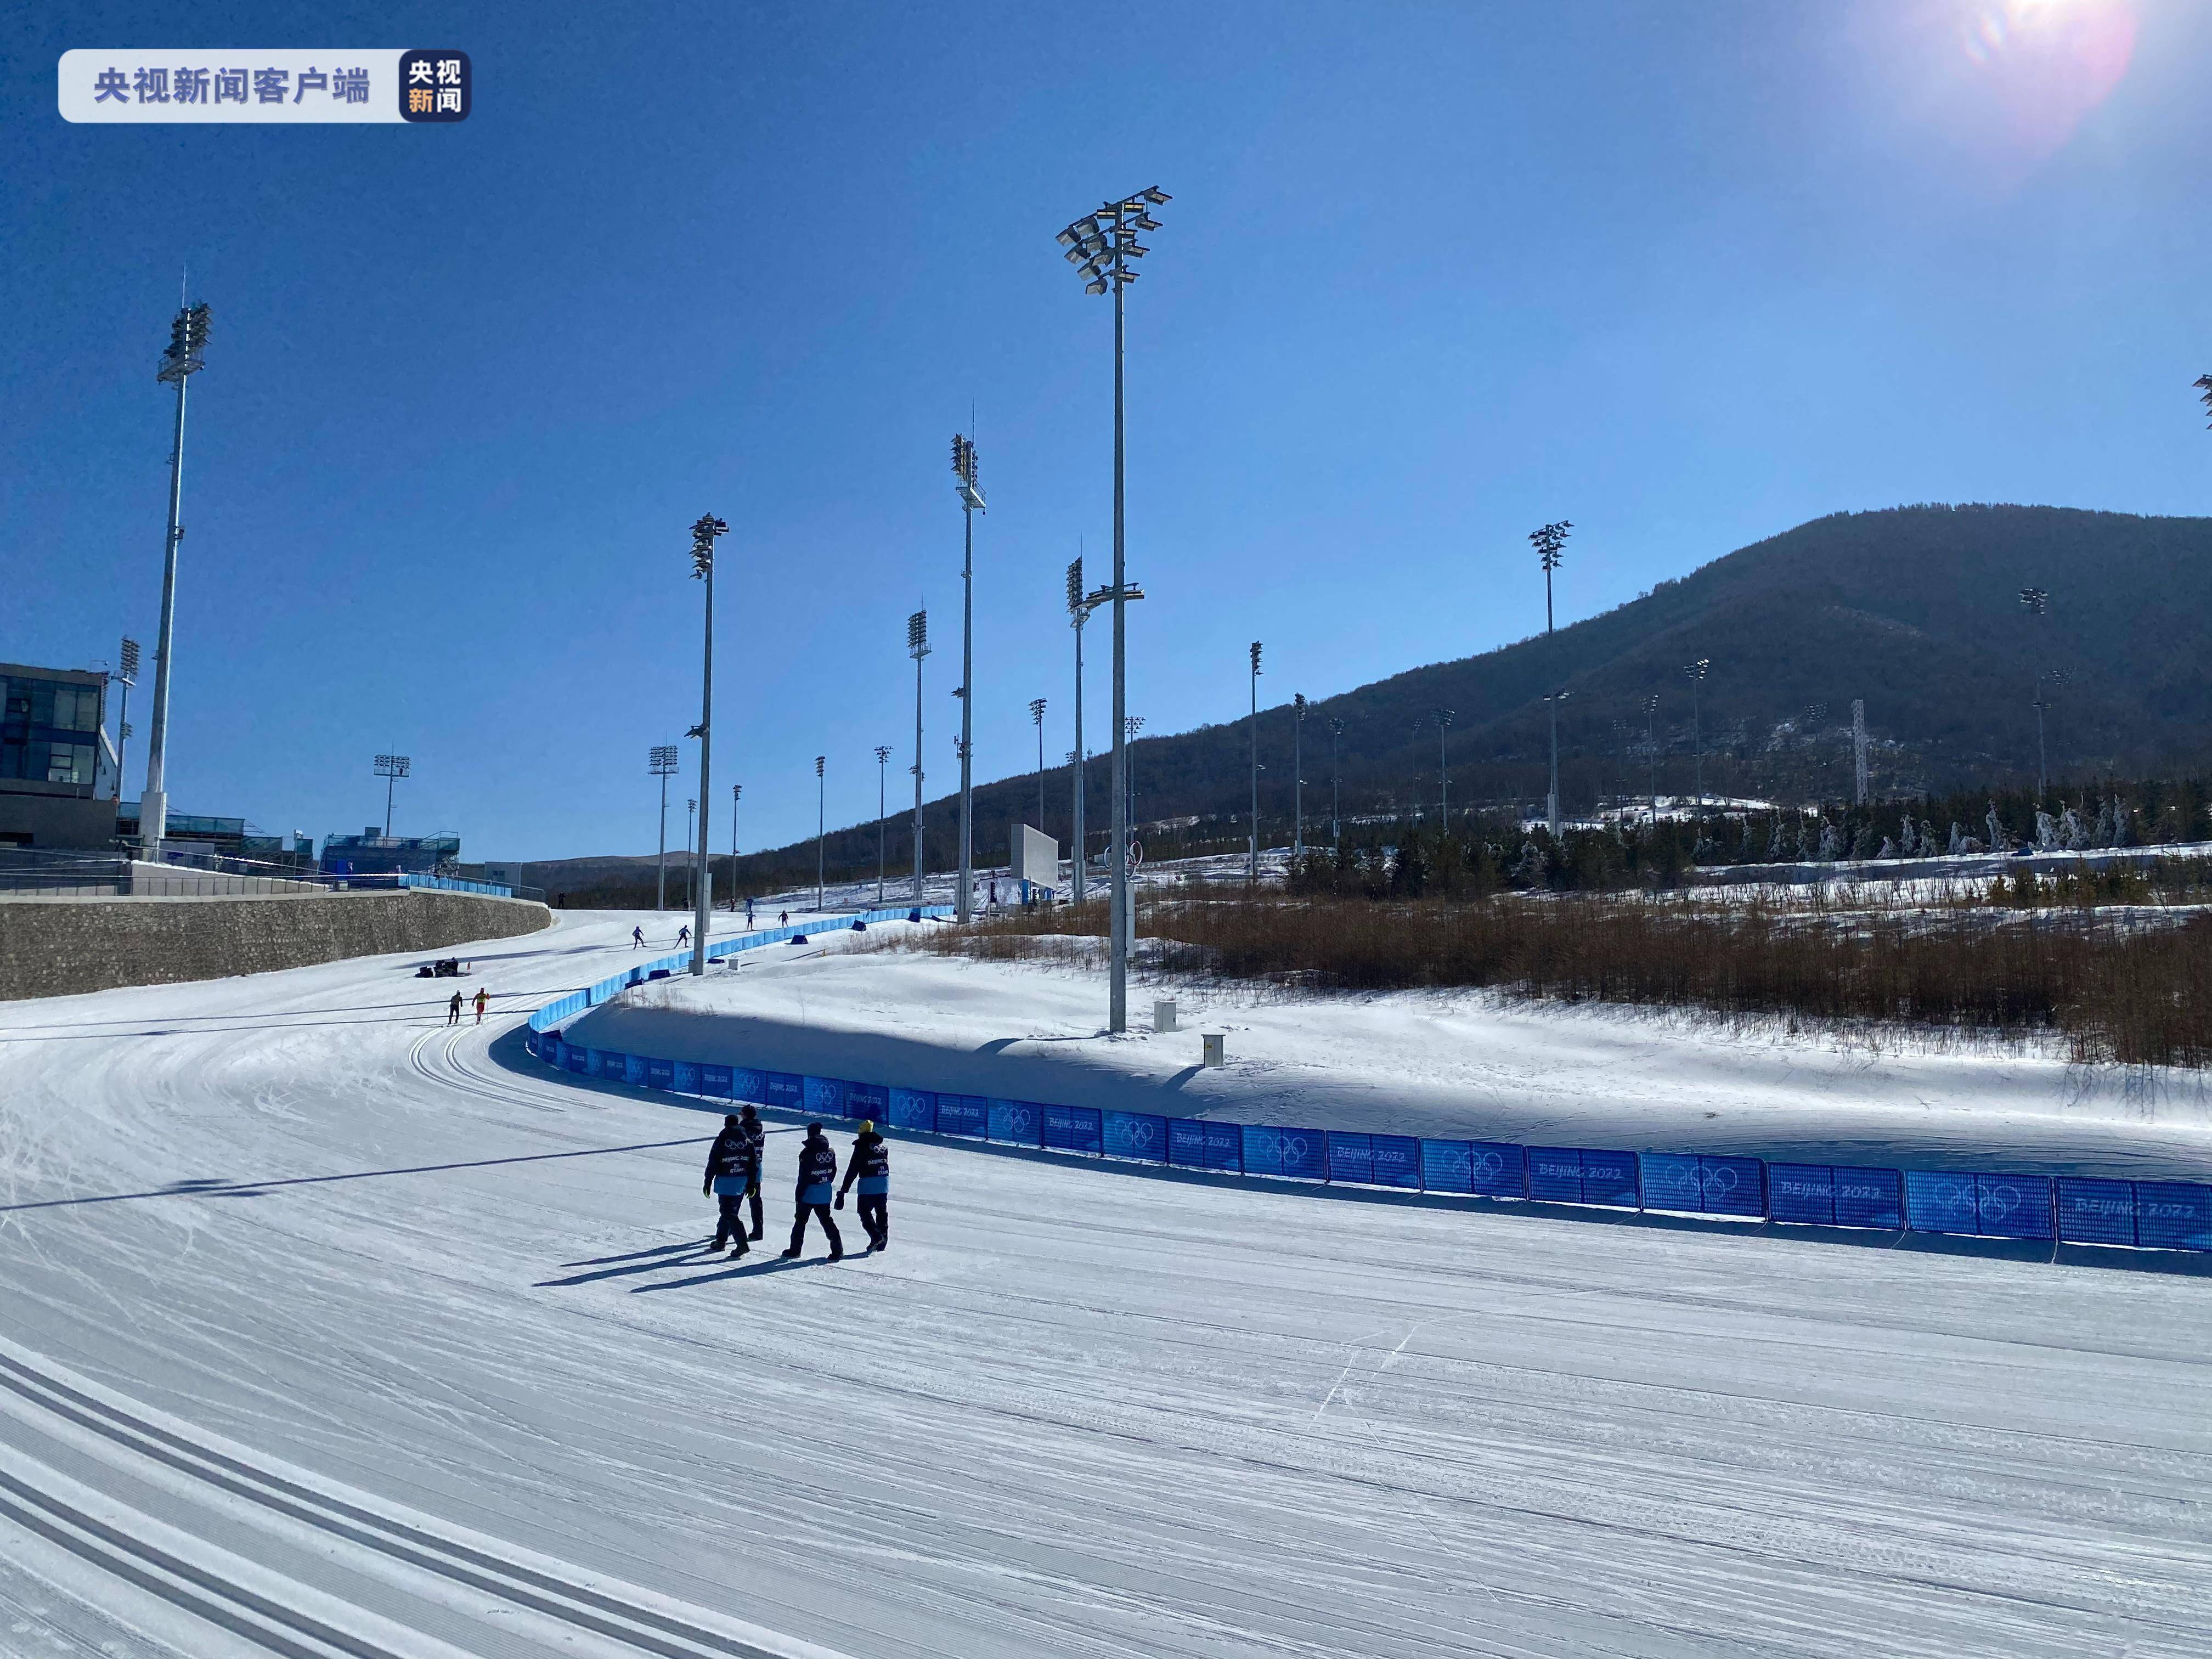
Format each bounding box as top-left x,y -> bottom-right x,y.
836,1120 -> 891,1252
701,1114 -> 758,1255
783,1122 -> 844,1260
737,1104 -> 766,1241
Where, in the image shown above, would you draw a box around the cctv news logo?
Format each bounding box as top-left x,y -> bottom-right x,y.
58,50 -> 469,123
399,50 -> 469,122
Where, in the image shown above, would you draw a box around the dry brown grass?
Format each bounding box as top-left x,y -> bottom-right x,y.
893,893 -> 2212,1067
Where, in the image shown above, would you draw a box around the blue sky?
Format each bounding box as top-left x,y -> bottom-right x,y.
5,1 -> 2207,861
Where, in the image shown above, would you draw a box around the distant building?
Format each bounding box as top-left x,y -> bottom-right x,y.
0,661 -> 115,849
320,829 -> 461,879
114,802 -> 305,864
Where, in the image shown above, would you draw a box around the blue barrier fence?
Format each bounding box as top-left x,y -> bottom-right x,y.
520,909 -> 2212,1257
398,872 -> 516,898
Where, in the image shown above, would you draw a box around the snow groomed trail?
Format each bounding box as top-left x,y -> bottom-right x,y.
1,911 -> 2208,1656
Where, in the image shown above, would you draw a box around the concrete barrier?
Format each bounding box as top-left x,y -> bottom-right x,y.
0,888 -> 551,1001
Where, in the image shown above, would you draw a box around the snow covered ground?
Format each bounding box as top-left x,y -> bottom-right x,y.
568,941 -> 2212,1180
0,909 -> 2208,1656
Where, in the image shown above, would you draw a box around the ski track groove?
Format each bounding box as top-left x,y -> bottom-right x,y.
1,912 -> 2208,1656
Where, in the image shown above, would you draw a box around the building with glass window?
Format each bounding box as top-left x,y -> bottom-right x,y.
319,831 -> 462,879
0,661 -> 116,848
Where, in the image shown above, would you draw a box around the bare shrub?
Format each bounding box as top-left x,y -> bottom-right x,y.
892,892 -> 2212,1066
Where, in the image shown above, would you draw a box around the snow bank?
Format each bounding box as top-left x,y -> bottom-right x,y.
561,945 -> 2212,1179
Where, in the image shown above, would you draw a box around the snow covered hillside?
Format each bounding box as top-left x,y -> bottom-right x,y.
0,910 -> 2207,1656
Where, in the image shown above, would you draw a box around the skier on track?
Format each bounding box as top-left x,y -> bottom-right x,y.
737,1103 -> 766,1240
778,909 -> 789,928
472,987 -> 489,1024
745,897 -> 755,928
446,990 -> 462,1026
835,1119 -> 891,1252
782,1122 -> 844,1261
678,924 -> 690,947
701,1114 -> 757,1256
631,926 -> 645,949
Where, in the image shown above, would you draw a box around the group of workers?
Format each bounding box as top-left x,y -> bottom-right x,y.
445,988 -> 490,1025
701,1107 -> 890,1261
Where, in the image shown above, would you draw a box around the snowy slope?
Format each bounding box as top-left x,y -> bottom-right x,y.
0,910 -> 2207,1656
566,945 -> 2212,1180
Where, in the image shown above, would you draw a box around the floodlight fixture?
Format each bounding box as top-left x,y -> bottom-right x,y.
373,752 -> 410,837
142,300 -> 216,853
1056,185 -> 1172,1030
2019,586 -> 2049,616
649,744 -> 679,775
118,637 -> 140,686
908,608 -> 930,657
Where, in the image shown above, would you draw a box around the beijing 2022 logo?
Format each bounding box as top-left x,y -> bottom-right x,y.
398,49 -> 469,122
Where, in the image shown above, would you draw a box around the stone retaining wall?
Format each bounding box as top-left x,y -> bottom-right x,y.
0,889 -> 551,1001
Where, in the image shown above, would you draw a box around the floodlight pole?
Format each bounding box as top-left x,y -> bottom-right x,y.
688,514 -> 726,975
815,755 -> 826,912
1532,521 -> 1571,837
144,303 -> 210,856
1292,694 -> 1306,858
1030,697 -> 1048,833
1329,717 -> 1344,851
1248,641 -> 1262,883
657,766 -> 669,910
730,782 -> 741,909
2020,588 -> 2051,798
874,747 -> 891,904
112,639 -> 138,809
953,436 -> 983,923
1069,560 -> 1090,904
1436,710 -> 1453,826
1060,185 -> 1167,1030
909,610 -> 930,904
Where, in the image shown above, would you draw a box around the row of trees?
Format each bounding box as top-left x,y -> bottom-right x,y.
1282,775 -> 2212,899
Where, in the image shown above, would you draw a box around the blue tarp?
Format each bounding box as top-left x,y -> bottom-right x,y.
2056,1178 -> 2136,1247
1325,1132 -> 1374,1186
1420,1138 -> 1473,1194
988,1099 -> 1042,1146
1468,1141 -> 1525,1199
1103,1110 -> 1167,1163
1833,1166 -> 1905,1229
936,1094 -> 987,1138
1243,1125 -> 1327,1181
1371,1135 -> 1420,1189
701,1064 -> 733,1098
1526,1146 -> 1585,1203
1977,1173 -> 2053,1240
1169,1119 -> 1240,1171
671,1060 -> 698,1093
2136,1182 -> 2212,1251
765,1072 -> 804,1111
1639,1152 -> 1705,1213
888,1087 -> 935,1132
1905,1171 -> 1979,1234
1045,1105 -> 1103,1155
645,1059 -> 674,1091
803,1076 -> 846,1119
1768,1163 -> 1836,1225
849,1081 -> 889,1120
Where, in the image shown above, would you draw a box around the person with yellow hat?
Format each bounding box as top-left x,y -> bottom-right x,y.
836,1119 -> 891,1252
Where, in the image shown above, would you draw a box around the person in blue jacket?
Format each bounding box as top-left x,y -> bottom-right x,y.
701,1114 -> 758,1256
836,1120 -> 890,1252
782,1122 -> 844,1260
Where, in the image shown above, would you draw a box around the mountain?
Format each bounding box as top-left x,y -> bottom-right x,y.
536,505 -> 2212,901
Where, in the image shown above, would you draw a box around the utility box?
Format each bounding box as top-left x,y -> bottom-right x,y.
1154,998 -> 1178,1033
1202,1031 -> 1225,1067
